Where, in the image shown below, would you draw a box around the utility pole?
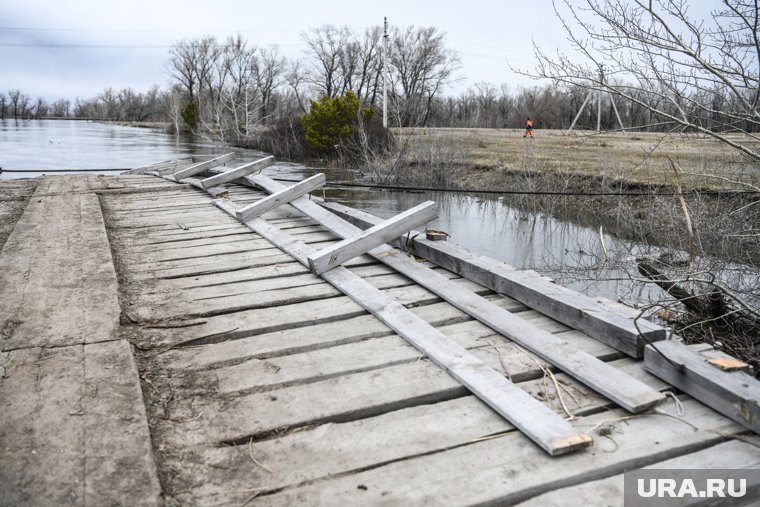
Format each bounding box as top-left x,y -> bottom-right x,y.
567,63 -> 627,135
383,16 -> 388,129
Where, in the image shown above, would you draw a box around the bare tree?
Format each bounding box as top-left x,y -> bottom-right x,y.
7,89 -> 30,119
253,46 -> 287,120
524,0 -> 760,162
0,92 -> 6,118
51,98 -> 71,118
167,39 -> 200,102
98,88 -> 119,119
388,26 -> 461,127
33,97 -> 49,119
302,25 -> 353,98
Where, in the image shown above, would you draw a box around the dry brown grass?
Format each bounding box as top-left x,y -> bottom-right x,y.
394,127 -> 760,190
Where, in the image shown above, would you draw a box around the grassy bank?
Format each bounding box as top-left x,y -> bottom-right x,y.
389,127 -> 759,191
355,128 -> 760,367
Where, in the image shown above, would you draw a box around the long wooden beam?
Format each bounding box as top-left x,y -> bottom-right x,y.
200,156 -> 275,190
171,153 -> 236,181
252,175 -> 665,413
644,341 -> 760,434
320,201 -> 667,358
214,197 -> 591,456
235,173 -> 325,222
307,201 -> 437,275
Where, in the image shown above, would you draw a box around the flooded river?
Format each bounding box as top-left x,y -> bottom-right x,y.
0,119 -> 693,304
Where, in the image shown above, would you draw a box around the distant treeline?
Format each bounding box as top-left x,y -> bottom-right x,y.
2,25 -> 754,141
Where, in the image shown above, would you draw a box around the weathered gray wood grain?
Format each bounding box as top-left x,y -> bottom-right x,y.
645,340 -> 760,434
253,175 -> 664,413
215,198 -> 590,456
307,201 -> 437,275
321,201 -> 667,357
200,156 -> 274,189
236,173 -> 325,221
171,153 -> 235,180
254,399 -> 742,506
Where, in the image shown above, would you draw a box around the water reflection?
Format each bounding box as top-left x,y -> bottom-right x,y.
0,119 -> 267,177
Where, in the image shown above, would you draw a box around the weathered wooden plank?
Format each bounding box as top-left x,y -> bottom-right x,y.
0,192 -> 120,349
644,340 -> 760,434
82,340 -> 162,505
321,201 -> 667,357
124,157 -> 192,175
253,176 -> 664,413
0,343 -> 161,506
171,153 -> 236,180
158,324 -> 623,450
307,200 -> 438,275
200,156 -> 274,189
255,399 -> 742,506
130,270 -> 428,322
156,299 -> 477,371
215,199 -> 590,456
514,439 -> 760,507
159,355 -> 667,506
235,173 -> 326,221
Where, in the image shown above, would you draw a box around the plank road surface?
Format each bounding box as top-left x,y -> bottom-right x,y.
0,171 -> 755,507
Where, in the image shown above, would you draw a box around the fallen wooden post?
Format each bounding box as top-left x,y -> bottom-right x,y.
320,201 -> 667,358
252,175 -> 665,413
200,156 -> 275,190
235,173 -> 326,222
171,153 -> 236,181
644,340 -> 760,434
124,158 -> 193,175
307,201 -> 437,275
213,197 -> 592,456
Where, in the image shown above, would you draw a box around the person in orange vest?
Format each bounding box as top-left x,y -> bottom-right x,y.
523,117 -> 534,138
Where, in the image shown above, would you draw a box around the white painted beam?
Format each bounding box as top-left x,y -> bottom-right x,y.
200,156 -> 274,190
171,153 -> 236,181
307,201 -> 437,275
235,173 -> 326,222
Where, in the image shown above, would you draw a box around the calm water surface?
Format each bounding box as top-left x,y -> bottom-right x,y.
1,119 -> 668,303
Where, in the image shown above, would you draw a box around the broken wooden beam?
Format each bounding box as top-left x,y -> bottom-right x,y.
644,340 -> 760,434
252,175 -> 665,413
200,156 -> 275,190
171,153 -> 236,181
235,173 -> 325,222
320,201 -> 667,358
307,201 -> 437,275
213,197 -> 592,456
124,158 -> 193,175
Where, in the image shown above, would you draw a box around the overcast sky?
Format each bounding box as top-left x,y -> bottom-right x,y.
1,0 -> 717,101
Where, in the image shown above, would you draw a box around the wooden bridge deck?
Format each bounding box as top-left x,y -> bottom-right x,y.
1,168 -> 758,506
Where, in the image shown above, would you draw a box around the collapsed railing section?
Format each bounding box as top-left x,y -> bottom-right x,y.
138,154 -> 756,454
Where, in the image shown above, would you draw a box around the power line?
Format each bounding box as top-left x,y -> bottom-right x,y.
0,26 -> 302,34
276,178 -> 760,198
0,42 -> 305,49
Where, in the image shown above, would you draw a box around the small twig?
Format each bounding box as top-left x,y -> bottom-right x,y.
511,343 -> 576,419
585,411 -> 698,434
487,340 -> 512,381
598,225 -> 608,258
247,438 -> 272,474
142,376 -> 161,395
